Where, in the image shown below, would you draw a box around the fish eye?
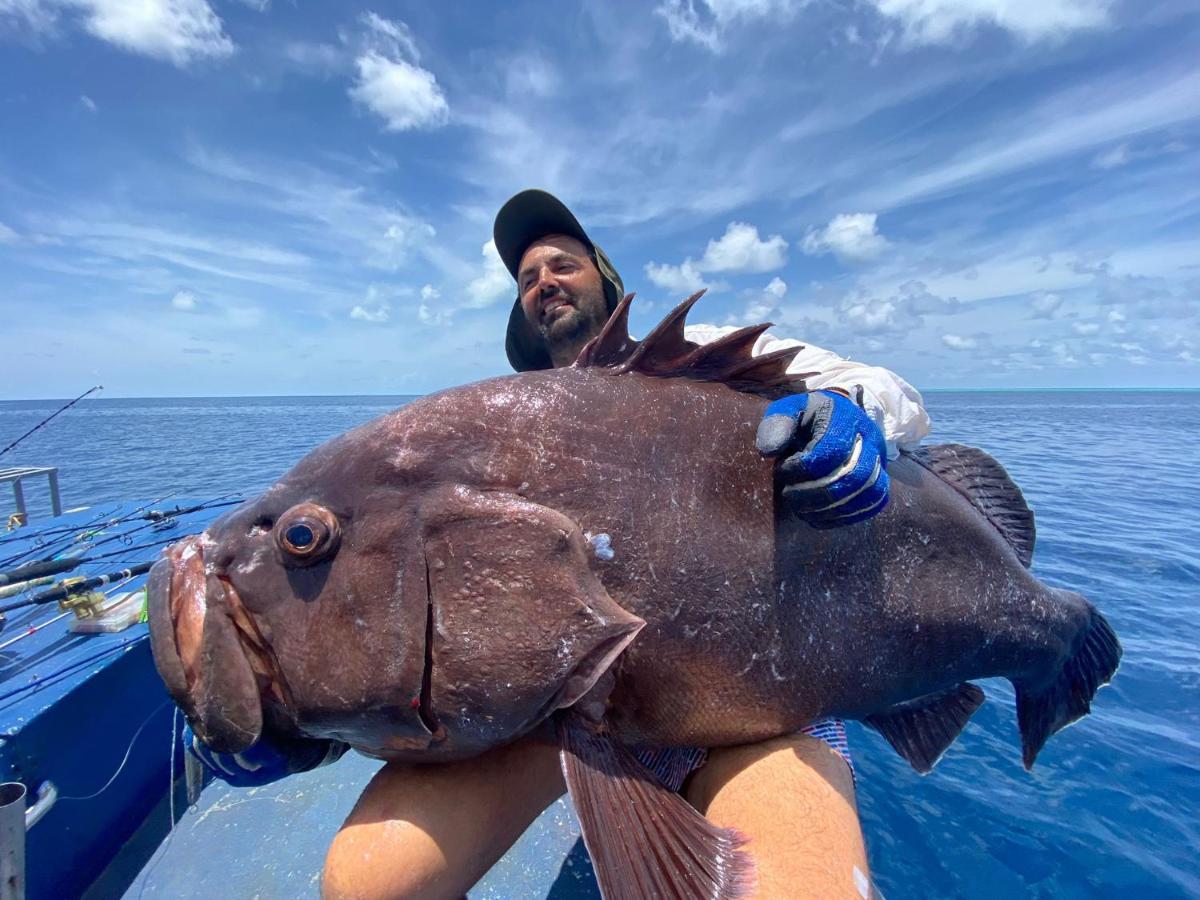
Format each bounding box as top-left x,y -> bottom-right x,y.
285,523 -> 315,549
275,503 -> 340,566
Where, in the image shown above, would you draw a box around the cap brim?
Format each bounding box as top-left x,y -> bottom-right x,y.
493,189 -> 591,280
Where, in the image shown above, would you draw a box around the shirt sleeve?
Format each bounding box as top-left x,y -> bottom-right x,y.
684,323 -> 932,458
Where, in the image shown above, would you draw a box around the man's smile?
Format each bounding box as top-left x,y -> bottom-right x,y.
541,294 -> 574,322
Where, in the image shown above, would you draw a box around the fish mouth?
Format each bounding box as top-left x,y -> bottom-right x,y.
148,534 -> 266,753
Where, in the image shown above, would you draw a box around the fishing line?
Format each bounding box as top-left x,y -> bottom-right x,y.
0,492 -> 179,568
57,700 -> 171,801
0,385 -> 102,457
136,707 -> 184,900
0,493 -> 238,570
0,492 -> 182,565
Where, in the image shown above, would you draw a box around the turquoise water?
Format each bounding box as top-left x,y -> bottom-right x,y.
2,391 -> 1197,898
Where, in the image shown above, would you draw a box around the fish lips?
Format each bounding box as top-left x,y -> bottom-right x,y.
148,535 -> 264,754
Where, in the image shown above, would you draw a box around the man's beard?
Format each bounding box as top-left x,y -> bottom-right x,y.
537,288 -> 609,351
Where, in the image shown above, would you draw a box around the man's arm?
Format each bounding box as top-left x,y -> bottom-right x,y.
683,323 -> 931,457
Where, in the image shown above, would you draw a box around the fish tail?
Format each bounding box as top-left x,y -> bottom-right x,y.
1014,593 -> 1121,770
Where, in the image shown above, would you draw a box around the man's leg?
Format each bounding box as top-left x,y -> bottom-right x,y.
322,736 -> 565,900
685,734 -> 870,900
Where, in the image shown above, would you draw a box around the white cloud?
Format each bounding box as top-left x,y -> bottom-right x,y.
417,284 -> 449,325
1030,291 -> 1064,317
942,333 -> 977,350
840,280 -> 960,335
0,221 -> 18,244
1107,308 -> 1126,324
1072,321 -> 1100,335
170,289 -> 196,310
0,0 -> 58,32
70,0 -> 234,66
699,222 -> 787,273
655,0 -> 799,52
802,213 -> 888,262
350,302 -> 389,323
349,15 -> 447,132
361,10 -> 420,60
645,222 -> 784,296
80,94 -> 97,112
866,0 -> 1112,45
351,52 -> 448,131
765,276 -> 786,298
464,240 -> 512,309
645,259 -> 710,294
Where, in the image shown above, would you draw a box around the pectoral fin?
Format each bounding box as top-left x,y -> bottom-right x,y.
558,718 -> 755,900
863,682 -> 985,774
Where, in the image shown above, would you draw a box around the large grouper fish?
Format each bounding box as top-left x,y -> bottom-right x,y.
148,292 -> 1121,900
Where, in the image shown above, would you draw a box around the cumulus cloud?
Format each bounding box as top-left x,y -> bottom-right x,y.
865,0 -> 1112,45
802,213 -> 888,263
350,284 -> 391,323
170,289 -> 196,310
349,13 -> 447,132
840,280 -> 960,335
941,333 -> 977,350
645,259 -> 710,294
765,276 -> 786,298
1072,321 -> 1100,335
80,94 -> 97,112
700,222 -> 788,273
655,0 -> 799,52
418,283 -> 449,325
71,0 -> 233,66
645,221 -> 785,295
464,240 -> 512,309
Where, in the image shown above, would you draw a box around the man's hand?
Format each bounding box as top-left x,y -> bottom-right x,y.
184,722 -> 347,788
756,389 -> 889,528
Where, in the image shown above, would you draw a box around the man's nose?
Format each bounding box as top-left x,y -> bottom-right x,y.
535,268 -> 561,296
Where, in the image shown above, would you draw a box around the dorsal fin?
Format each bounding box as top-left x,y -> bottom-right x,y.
577,293 -> 636,368
617,290 -> 705,375
907,444 -> 1036,567
573,291 -> 808,399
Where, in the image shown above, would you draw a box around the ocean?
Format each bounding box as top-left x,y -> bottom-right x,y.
1,391 -> 1197,898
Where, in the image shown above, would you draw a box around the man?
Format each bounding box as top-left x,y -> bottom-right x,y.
198,191 -> 931,898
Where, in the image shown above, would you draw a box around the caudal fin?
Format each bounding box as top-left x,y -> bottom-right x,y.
1014,598 -> 1121,769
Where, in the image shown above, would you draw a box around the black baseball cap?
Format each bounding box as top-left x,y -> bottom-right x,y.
494,189 -> 624,372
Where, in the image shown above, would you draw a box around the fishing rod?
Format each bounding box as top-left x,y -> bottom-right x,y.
0,561 -> 154,625
0,385 -> 102,457
0,493 -> 179,566
0,493 -> 240,571
0,503 -> 123,549
0,533 -> 185,587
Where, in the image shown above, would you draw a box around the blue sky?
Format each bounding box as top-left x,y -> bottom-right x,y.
1,0 -> 1197,398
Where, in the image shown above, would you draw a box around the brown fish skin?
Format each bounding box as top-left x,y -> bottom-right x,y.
148,357 -> 1116,768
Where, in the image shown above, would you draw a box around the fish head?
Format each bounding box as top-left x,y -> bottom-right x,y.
148,418 -> 644,762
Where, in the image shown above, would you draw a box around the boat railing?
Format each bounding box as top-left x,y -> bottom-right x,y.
0,467 -> 62,527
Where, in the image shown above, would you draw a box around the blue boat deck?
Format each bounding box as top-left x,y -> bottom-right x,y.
125,754 -> 599,899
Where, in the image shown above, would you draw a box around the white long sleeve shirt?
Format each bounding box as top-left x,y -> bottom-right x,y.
683,323 -> 931,459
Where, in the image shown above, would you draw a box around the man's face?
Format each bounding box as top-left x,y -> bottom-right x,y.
517,235 -> 610,356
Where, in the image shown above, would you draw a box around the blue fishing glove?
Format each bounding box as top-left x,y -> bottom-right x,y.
756,389 -> 890,528
184,722 -> 348,788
